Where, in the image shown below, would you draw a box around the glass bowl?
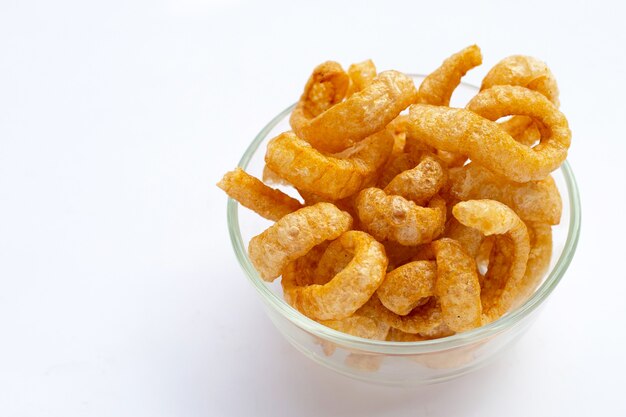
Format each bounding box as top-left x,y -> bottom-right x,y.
226,75 -> 581,386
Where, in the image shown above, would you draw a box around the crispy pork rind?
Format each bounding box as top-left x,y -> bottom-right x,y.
481,55 -> 559,147
481,55 -> 559,106
265,130 -> 393,200
346,59 -> 377,97
376,261 -> 436,315
355,188 -> 446,245
248,202 -> 353,282
408,86 -> 571,182
384,155 -> 447,205
512,222 -> 553,308
449,163 -> 562,224
289,61 -> 350,128
292,70 -> 417,153
281,231 -> 388,320
217,168 -> 302,221
417,44 -> 483,106
358,295 -> 449,336
452,200 -> 530,323
432,238 -> 482,332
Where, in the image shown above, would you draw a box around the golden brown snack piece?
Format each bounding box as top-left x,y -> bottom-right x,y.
314,235 -> 356,284
319,315 -> 389,340
289,61 -> 350,129
481,55 -> 559,147
386,114 -> 409,159
265,130 -> 393,200
293,70 -> 417,153
512,223 -> 553,308
408,87 -> 571,182
386,328 -> 428,342
355,188 -> 446,246
262,165 -> 291,187
432,238 -> 482,332
481,55 -> 559,106
282,231 -> 388,320
376,152 -> 421,189
286,241 -> 330,287
417,45 -> 483,106
346,59 -> 377,97
358,296 -> 446,335
444,217 -> 484,259
217,168 -> 302,221
376,261 -> 437,315
384,155 -> 447,205
452,200 -> 530,323
449,163 -> 562,224
499,116 -> 541,146
248,203 -> 353,281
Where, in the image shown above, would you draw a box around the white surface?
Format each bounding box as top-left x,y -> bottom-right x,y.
0,0 -> 624,416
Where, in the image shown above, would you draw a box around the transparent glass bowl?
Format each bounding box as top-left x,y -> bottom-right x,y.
226,76 -> 581,386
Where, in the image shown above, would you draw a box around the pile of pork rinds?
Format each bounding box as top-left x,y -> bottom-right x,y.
218,45 -> 570,342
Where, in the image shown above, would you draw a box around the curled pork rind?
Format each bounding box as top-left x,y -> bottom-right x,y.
265,130 -> 393,200
346,59 -> 377,97
248,202 -> 353,281
217,168 -> 302,221
282,231 -> 388,320
512,222 -> 553,308
358,295 -> 449,335
376,260 -> 436,315
408,86 -> 571,182
355,188 -> 446,245
383,155 -> 447,206
481,55 -> 559,146
292,70 -> 418,153
452,200 -> 530,323
432,238 -> 482,332
319,315 -> 389,340
481,55 -> 559,106
417,44 -> 483,106
289,61 -> 350,127
449,163 -> 562,224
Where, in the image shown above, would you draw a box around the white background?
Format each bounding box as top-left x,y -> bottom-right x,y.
1,0 -> 625,416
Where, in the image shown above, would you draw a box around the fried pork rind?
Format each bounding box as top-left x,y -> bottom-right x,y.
384,155 -> 447,205
262,165 -> 291,187
355,188 -> 446,246
292,70 -> 417,153
265,130 -> 393,201
376,261 -> 437,315
282,231 -> 388,320
482,55 -> 559,147
481,55 -> 559,106
444,217 -> 485,259
289,61 -> 350,129
417,44 -> 483,106
217,168 -> 302,221
359,295 -> 448,335
449,163 -> 562,224
452,200 -> 530,323
432,238 -> 482,332
346,59 -> 377,97
512,222 -> 553,308
319,315 -> 389,340
248,203 -> 353,282
376,152 -> 422,189
408,86 -> 571,182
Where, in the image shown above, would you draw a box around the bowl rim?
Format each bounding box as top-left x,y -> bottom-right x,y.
226,76 -> 581,354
